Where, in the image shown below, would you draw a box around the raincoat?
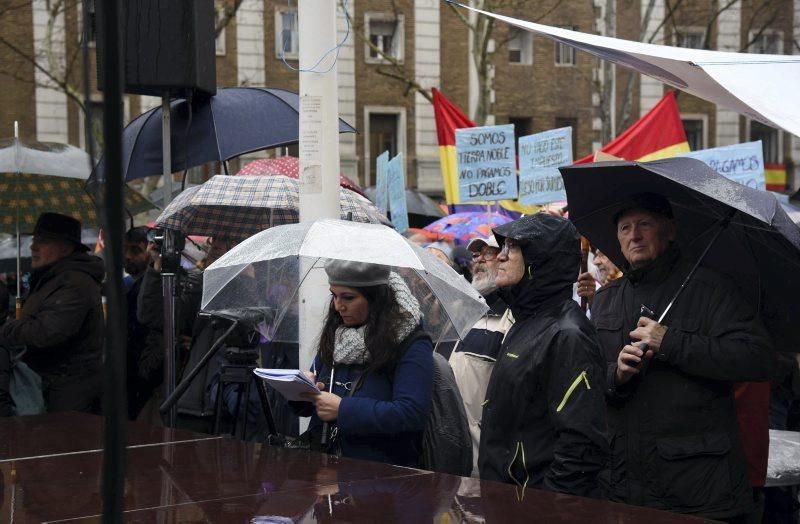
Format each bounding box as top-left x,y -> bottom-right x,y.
478,215 -> 608,497
592,245 -> 775,519
0,252 -> 104,412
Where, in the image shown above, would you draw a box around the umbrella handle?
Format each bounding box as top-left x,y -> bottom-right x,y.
15,298 -> 22,320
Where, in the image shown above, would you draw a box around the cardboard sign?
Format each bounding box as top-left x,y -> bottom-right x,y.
518,127 -> 573,205
456,124 -> 517,202
375,150 -> 390,214
387,153 -> 409,233
678,141 -> 765,191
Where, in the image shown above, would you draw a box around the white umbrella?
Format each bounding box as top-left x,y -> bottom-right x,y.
455,3 -> 800,137
201,219 -> 487,344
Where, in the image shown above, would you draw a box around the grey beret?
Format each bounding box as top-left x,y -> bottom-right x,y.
325,259 -> 390,287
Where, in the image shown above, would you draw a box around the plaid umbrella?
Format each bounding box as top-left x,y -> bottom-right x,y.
155,174 -> 389,239
237,156 -> 365,196
0,138 -> 153,234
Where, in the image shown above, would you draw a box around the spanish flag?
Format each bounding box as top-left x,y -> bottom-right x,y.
576,91 -> 690,164
765,163 -> 787,191
433,89 -> 538,213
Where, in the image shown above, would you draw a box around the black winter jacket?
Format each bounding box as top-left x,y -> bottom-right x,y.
0,252 -> 104,377
478,215 -> 608,497
592,245 -> 775,519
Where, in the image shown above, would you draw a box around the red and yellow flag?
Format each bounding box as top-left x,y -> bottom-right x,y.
576,91 -> 690,164
765,163 -> 787,191
432,88 -> 537,213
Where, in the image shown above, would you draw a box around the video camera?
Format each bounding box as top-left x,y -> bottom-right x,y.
209,314 -> 261,366
147,228 -> 185,273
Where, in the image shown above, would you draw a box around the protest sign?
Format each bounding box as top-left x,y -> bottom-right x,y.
375,150 -> 390,214
678,141 -> 765,191
387,153 -> 409,233
518,127 -> 573,205
456,124 -> 517,202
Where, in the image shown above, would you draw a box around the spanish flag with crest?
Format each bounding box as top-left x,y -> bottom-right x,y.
575,91 -> 690,164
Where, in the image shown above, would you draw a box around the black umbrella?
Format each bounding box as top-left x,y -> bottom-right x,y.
561,157 -> 800,351
93,87 -> 357,182
363,187 -> 445,228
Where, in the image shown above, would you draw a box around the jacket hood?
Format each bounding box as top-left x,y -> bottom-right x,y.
492,214 -> 580,319
32,251 -> 105,289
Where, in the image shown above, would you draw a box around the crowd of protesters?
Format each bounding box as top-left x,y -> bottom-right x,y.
1,197 -> 799,522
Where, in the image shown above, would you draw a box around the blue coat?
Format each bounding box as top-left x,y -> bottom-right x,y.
292,338 -> 434,468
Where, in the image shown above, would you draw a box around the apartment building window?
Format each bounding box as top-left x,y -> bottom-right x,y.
275,7 -> 299,59
555,27 -> 577,66
508,30 -> 533,65
674,28 -> 705,49
367,112 -> 401,185
509,117 -> 532,139
681,117 -> 706,150
749,30 -> 783,54
750,121 -> 781,163
554,117 -> 578,158
365,14 -> 404,63
215,2 -> 226,56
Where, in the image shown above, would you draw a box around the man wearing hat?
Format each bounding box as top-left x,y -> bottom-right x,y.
0,212 -> 105,413
591,193 -> 774,521
448,235 -> 512,476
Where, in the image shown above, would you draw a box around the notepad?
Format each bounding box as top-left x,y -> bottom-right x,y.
253,368 -> 320,402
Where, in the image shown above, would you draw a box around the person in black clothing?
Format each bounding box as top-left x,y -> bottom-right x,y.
124,226 -> 162,420
478,214 -> 608,497
0,213 -> 103,413
591,193 -> 775,521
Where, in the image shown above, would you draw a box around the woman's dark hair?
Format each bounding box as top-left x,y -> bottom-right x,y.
318,283 -> 411,372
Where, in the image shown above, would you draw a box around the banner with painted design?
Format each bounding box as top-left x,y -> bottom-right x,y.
518,127 -> 573,205
678,141 -> 765,191
456,124 -> 518,203
387,153 -> 409,233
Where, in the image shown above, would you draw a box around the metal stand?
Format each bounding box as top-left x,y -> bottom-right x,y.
162,269 -> 178,427
213,362 -> 277,440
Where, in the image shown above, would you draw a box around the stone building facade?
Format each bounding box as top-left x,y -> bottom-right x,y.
0,0 -> 797,194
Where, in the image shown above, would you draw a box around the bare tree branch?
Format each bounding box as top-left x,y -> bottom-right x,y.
215,0 -> 245,37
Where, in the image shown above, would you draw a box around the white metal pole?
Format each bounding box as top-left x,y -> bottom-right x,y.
13,121 -> 22,319
298,0 -> 342,380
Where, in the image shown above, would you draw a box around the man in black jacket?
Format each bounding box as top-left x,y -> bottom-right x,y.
478,214 -> 608,497
592,193 -> 775,520
0,213 -> 104,412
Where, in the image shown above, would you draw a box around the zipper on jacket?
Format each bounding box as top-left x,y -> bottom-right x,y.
506,441 -> 530,489
555,370 -> 591,413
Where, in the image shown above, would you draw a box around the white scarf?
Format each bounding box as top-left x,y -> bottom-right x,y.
332,273 -> 422,366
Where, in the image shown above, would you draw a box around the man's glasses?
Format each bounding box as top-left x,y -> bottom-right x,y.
472,248 -> 500,261
500,239 -> 520,257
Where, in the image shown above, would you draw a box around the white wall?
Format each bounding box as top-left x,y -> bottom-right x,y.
415,0 -> 441,193
715,2 -> 741,147
32,0 -> 69,143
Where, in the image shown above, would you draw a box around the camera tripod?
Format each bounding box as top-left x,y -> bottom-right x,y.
159,317 -> 278,441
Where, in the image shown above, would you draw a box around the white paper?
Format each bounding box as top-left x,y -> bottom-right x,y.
254,368 -> 320,402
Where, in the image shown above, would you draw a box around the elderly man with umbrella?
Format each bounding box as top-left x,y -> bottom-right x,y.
561,158 -> 793,521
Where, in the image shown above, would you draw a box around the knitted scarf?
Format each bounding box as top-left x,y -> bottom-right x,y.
332,272 -> 421,366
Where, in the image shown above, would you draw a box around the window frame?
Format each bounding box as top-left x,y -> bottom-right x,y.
673,26 -> 705,49
748,29 -> 784,55
554,26 -> 577,67
681,113 -> 708,151
274,6 -> 299,60
362,105 -> 407,186
508,29 -> 533,66
364,12 -> 405,65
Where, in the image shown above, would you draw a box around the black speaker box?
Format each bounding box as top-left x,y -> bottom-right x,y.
97,0 -> 217,97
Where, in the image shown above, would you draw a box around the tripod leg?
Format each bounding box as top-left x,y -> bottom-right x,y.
254,377 -> 278,438
213,375 -> 225,435
240,380 -> 252,440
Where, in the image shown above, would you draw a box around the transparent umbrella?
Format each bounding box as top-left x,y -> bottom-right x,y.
201,219 -> 488,345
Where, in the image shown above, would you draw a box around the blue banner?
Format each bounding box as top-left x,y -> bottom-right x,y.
518,127 -> 572,205
678,141 -> 765,191
456,124 -> 517,202
375,150 -> 390,214
387,153 -> 409,233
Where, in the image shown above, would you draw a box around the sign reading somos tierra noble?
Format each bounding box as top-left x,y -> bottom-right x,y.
518,127 -> 572,206
456,124 -> 517,203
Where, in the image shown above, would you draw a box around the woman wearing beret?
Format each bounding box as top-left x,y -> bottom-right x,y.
291,260 -> 434,467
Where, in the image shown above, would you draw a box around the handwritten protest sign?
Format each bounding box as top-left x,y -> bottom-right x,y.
387,153 -> 409,233
678,141 -> 765,191
456,124 -> 517,202
375,150 -> 390,214
518,127 -> 573,205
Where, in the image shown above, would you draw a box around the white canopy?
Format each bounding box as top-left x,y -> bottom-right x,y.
457,3 -> 800,138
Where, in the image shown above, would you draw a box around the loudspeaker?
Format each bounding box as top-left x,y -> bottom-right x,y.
96,0 -> 217,97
